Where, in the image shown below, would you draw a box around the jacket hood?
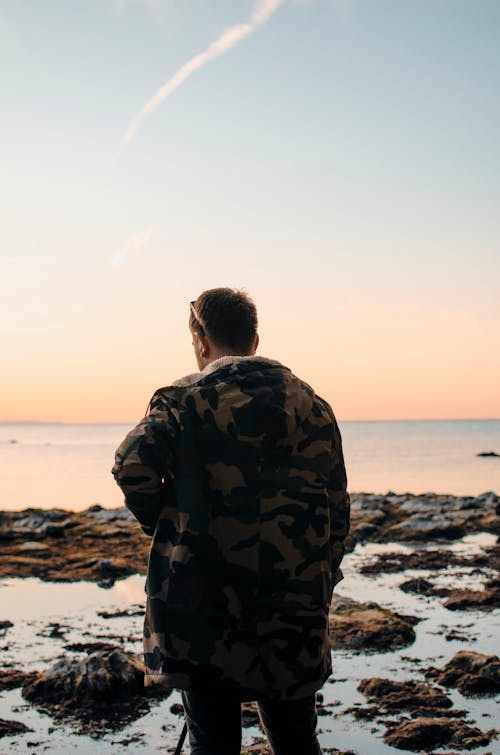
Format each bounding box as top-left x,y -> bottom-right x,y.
171,355 -> 284,387
168,355 -> 316,437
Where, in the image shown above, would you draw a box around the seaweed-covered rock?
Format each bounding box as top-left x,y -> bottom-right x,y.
385,516 -> 467,541
21,646 -> 168,733
347,492 -> 500,549
361,549 -> 458,575
329,596 -> 417,651
23,647 -> 144,704
399,578 -> 451,597
1,495 -> 498,583
242,744 -> 353,755
358,677 -> 452,711
444,579 -> 500,611
0,507 -> 148,584
432,651 -> 500,696
0,718 -> 32,738
0,510 -> 78,540
0,668 -> 37,691
383,717 -> 493,751
361,544 -> 500,576
241,745 -> 272,755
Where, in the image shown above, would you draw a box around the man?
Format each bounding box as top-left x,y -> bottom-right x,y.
112,288 -> 349,755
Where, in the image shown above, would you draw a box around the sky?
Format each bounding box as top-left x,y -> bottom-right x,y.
1,0 -> 499,423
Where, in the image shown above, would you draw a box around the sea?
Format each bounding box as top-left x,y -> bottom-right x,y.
0,419 -> 498,511
1,420 -> 499,755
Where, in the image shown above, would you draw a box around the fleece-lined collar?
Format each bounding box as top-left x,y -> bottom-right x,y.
172,355 -> 284,388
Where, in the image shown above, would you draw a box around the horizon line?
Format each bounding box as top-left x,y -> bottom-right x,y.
1,417 -> 500,425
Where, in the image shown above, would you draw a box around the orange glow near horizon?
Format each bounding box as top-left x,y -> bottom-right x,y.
3,293 -> 499,423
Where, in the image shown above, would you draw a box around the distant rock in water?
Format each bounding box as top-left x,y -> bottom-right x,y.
477,450 -> 500,457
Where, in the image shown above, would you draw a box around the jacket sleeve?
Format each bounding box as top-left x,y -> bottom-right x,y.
111,398 -> 179,536
327,417 -> 350,589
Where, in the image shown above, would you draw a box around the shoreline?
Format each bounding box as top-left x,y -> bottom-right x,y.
1,492 -> 498,585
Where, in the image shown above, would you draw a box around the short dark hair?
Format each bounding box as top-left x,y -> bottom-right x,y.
191,288 -> 258,355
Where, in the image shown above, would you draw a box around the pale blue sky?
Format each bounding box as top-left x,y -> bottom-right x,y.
1,0 -> 499,421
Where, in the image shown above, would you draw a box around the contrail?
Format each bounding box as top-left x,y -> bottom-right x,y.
120,0 -> 285,147
110,227 -> 155,266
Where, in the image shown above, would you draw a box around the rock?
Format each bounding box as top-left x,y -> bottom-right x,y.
18,541 -> 50,552
245,743 -> 355,755
0,718 -> 32,738
64,641 -> 119,654
21,646 -> 168,732
170,703 -> 184,716
348,522 -> 379,542
358,677 -> 452,711
347,492 -> 500,548
86,506 -> 134,523
22,647 -> 145,704
431,652 -> 500,696
477,451 -> 499,457
385,516 -> 466,541
0,668 -> 37,691
399,578 -> 450,597
383,717 -> 493,751
329,596 -> 417,651
97,605 -> 144,619
94,558 -> 137,588
445,629 -> 476,643
400,578 -> 434,595
242,702 -> 261,728
37,622 -> 70,639
242,745 -> 353,755
0,620 -> 13,632
241,743 -> 272,755
345,705 -> 380,720
360,546 -> 498,575
0,495 -> 498,584
444,579 -> 500,611
0,506 -> 147,585
0,509 -> 78,541
361,549 -> 454,574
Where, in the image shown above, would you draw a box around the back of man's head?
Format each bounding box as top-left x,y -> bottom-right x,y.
191,288 -> 258,356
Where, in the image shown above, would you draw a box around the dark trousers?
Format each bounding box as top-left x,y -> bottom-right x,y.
181,690 -> 323,755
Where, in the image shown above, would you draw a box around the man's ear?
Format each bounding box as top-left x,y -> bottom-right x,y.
253,333 -> 259,353
197,333 -> 209,358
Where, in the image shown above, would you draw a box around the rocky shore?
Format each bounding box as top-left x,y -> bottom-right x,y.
1,491 -> 499,753
1,491 -> 498,586
0,505 -> 146,586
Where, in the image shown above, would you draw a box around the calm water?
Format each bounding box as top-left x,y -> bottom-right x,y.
0,420 -> 498,511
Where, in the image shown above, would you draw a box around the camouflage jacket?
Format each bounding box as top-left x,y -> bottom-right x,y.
112,356 -> 349,700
